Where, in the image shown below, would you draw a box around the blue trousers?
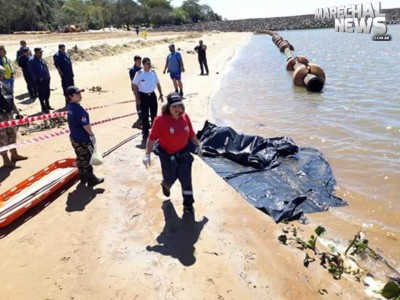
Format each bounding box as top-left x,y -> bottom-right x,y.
158,148 -> 194,206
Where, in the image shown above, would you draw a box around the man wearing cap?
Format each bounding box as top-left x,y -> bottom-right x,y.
0,45 -> 15,93
132,57 -> 164,144
142,92 -> 202,214
18,47 -> 37,100
54,44 -> 74,107
66,86 -> 104,187
0,66 -> 28,167
28,47 -> 53,113
163,44 -> 185,97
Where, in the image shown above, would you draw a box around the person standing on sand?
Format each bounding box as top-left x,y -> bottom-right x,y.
28,47 -> 53,114
142,92 -> 202,214
54,44 -> 74,107
66,86 -> 104,187
0,45 -> 15,93
18,47 -> 37,100
132,57 -> 164,145
163,44 -> 185,97
194,40 -> 209,75
16,40 -> 29,61
130,55 -> 143,129
0,66 -> 28,167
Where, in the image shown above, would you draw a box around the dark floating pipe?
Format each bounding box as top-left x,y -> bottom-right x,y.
256,30 -> 325,92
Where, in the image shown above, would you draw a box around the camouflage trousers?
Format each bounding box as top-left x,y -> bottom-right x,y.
0,112 -> 17,152
70,138 -> 94,176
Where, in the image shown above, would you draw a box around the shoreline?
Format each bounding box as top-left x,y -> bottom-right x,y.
0,31 -> 392,299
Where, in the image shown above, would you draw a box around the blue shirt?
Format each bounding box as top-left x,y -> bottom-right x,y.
67,102 -> 91,143
166,52 -> 182,73
28,56 -> 50,82
53,51 -> 73,77
129,65 -> 142,81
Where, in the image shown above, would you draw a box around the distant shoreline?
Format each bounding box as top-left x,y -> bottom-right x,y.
156,8 -> 400,32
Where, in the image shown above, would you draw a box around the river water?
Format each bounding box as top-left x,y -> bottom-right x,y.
211,25 -> 400,258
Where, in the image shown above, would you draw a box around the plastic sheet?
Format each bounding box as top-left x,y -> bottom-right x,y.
197,121 -> 346,223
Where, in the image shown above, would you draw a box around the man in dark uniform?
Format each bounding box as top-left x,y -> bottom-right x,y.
66,86 -> 104,187
16,40 -> 28,61
0,66 -> 27,167
28,47 -> 53,114
18,47 -> 37,100
194,40 -> 209,75
54,44 -> 74,107
129,55 -> 142,129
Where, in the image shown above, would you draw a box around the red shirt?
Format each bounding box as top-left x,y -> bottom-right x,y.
149,113 -> 195,154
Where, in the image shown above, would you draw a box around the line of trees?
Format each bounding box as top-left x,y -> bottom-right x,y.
0,0 -> 222,33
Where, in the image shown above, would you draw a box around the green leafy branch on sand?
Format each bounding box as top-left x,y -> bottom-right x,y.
21,117 -> 68,136
278,226 -> 400,298
381,281 -> 400,299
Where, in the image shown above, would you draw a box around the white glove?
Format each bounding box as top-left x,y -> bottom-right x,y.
142,153 -> 151,168
90,135 -> 96,144
195,145 -> 203,157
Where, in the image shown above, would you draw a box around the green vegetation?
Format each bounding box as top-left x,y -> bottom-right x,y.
0,0 -> 222,33
278,225 -> 400,297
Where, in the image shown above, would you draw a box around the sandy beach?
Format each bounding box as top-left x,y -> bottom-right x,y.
0,31 -> 382,299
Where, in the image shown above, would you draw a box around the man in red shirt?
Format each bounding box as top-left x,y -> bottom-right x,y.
143,92 -> 202,213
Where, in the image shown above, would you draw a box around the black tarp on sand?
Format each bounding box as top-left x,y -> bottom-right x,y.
197,121 -> 346,223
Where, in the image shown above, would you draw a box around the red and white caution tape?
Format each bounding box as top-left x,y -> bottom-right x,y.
0,100 -> 135,129
0,113 -> 135,153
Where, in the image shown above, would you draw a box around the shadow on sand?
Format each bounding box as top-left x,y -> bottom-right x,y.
146,200 -> 208,266
0,165 -> 20,184
15,93 -> 30,101
65,182 -> 105,212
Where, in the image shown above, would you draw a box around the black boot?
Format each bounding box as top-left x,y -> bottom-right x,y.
87,174 -> 104,187
79,174 -> 87,184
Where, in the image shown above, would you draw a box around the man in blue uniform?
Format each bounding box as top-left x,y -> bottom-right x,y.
67,86 -> 104,187
18,47 -> 37,100
129,55 -> 142,129
28,48 -> 53,114
54,44 -> 74,107
16,40 -> 28,61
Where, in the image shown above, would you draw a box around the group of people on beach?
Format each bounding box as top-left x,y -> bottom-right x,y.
127,41 -> 207,213
0,40 -> 76,168
3,40 -> 75,114
1,38 -> 208,214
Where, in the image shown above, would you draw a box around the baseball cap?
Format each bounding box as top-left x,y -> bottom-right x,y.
34,47 -> 43,52
167,92 -> 183,107
168,44 -> 175,48
21,47 -> 29,52
66,86 -> 85,96
59,44 -> 65,48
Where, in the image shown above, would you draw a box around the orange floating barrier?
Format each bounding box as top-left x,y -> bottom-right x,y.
0,159 -> 78,227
